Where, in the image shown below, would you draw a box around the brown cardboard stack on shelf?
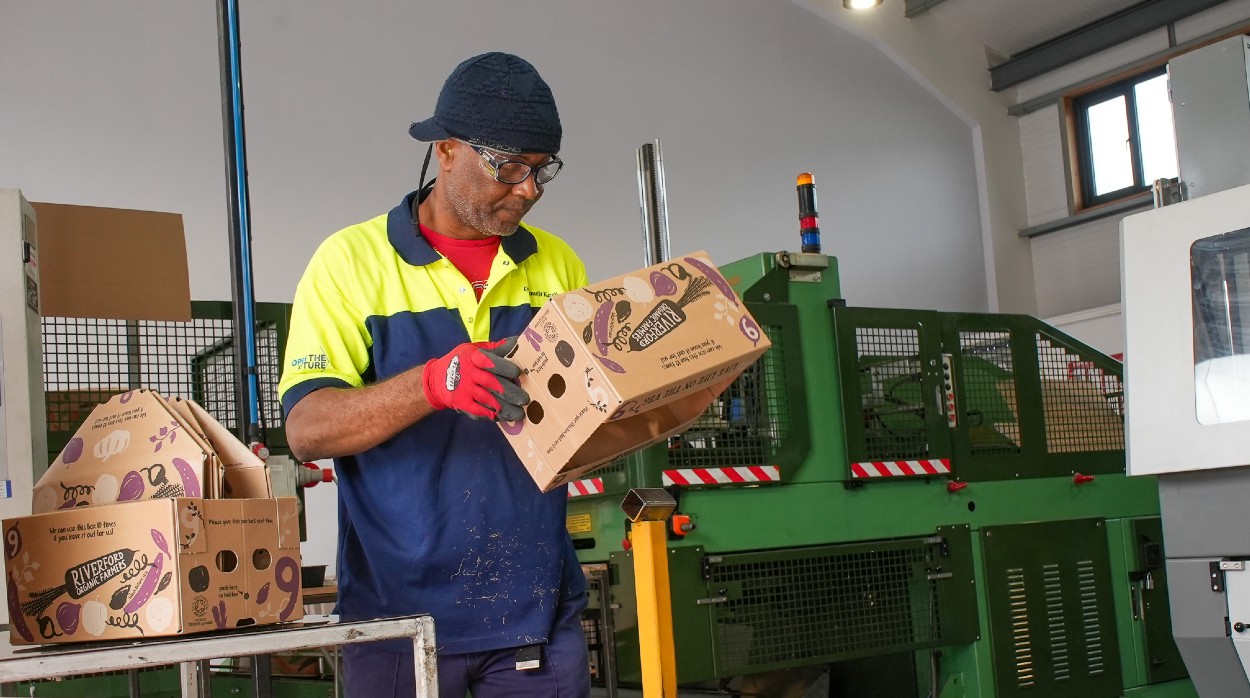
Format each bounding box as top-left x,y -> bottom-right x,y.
4,389 -> 303,645
499,251 -> 772,492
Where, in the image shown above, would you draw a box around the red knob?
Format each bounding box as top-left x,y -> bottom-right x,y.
621,537 -> 632,551
1074,473 -> 1095,485
947,481 -> 968,493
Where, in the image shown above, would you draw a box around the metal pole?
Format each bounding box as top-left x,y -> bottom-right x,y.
636,140 -> 671,267
216,0 -> 262,443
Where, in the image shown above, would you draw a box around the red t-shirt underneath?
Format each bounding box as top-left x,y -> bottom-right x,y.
419,224 -> 501,300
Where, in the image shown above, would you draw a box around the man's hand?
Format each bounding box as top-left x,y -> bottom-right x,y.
423,337 -> 529,421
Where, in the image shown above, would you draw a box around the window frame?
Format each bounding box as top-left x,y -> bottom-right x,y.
1068,66 -> 1173,210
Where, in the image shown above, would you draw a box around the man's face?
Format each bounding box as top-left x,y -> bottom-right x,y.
439,140 -> 554,239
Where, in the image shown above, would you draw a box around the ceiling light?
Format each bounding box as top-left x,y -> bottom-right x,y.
844,0 -> 882,8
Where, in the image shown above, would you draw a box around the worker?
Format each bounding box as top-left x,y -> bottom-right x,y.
278,52 -> 591,697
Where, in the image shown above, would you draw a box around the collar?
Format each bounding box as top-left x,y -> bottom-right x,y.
386,184 -> 539,267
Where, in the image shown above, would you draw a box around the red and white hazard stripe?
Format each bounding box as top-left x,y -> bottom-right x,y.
567,477 -> 605,498
851,459 -> 951,478
662,466 -> 780,487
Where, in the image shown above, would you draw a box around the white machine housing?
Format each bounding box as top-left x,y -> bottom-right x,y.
1123,181 -> 1250,475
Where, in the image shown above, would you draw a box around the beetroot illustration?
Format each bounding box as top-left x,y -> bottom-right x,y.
118,471 -> 145,502
649,270 -> 677,297
56,601 -> 80,635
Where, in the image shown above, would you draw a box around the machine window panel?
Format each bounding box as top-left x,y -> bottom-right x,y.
1191,228 -> 1250,425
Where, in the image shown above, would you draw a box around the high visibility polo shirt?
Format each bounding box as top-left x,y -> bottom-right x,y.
278,188 -> 589,655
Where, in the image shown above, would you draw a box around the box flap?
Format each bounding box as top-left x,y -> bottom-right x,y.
32,202 -> 191,321
175,498 -> 209,554
275,498 -> 300,548
179,399 -> 272,499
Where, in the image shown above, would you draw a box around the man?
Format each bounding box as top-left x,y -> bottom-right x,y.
278,52 -> 591,697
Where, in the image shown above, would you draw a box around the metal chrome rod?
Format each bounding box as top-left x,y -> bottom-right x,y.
636,140 -> 671,266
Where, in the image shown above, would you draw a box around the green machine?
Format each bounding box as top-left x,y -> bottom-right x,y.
569,249 -> 1195,697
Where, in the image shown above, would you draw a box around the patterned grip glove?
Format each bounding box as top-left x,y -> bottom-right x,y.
423,338 -> 529,421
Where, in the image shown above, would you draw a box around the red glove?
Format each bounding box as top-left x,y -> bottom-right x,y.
423,338 -> 528,421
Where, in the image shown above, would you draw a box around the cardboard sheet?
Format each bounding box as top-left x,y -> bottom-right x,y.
32,202 -> 191,321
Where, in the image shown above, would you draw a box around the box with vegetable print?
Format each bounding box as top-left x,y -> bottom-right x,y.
3,496 -> 303,644
32,389 -> 270,514
499,251 -> 771,492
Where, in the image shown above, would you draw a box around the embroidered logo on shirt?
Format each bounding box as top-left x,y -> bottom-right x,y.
290,353 -> 328,370
446,356 -> 461,390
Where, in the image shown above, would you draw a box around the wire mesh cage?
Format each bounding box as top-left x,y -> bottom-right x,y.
706,537 -> 953,675
666,324 -> 790,470
1034,333 -> 1124,453
958,330 -> 1022,456
41,302 -> 290,457
854,327 -> 930,461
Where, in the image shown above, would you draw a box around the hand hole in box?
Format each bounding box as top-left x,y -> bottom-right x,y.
527,402 -> 545,424
188,564 -> 210,592
215,550 -> 238,573
252,548 -> 271,571
548,374 -> 566,398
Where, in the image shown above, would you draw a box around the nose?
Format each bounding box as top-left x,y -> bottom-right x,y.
511,174 -> 542,200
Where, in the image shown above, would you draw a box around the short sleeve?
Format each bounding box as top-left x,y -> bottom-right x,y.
278,236 -> 372,415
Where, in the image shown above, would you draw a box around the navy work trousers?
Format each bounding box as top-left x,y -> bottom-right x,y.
342,591 -> 591,697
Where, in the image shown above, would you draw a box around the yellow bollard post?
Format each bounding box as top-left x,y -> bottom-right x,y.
621,488 -> 679,697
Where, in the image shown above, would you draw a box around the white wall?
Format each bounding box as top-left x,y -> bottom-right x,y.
1,0 -> 987,312
1,0 -> 990,577
795,0 -> 1034,314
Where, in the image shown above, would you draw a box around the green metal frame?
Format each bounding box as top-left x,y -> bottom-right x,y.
832,307 -> 1127,484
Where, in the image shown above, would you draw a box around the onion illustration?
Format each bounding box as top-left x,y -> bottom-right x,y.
562,294 -> 594,322
93,474 -> 120,505
622,275 -> 654,303
82,600 -> 108,637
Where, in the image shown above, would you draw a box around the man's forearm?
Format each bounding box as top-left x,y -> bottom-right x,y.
285,366 -> 437,461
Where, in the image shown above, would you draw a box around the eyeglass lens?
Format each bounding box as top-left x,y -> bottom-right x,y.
494,160 -> 561,185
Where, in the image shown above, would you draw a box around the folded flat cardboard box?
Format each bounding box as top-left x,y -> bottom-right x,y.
4,497 -> 303,645
32,390 -> 270,514
499,251 -> 771,491
31,202 -> 191,322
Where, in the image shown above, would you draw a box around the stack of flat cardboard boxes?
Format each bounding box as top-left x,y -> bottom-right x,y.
4,389 -> 302,645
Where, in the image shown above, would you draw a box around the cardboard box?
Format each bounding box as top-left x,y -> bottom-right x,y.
32,390 -> 270,514
3,497 -> 303,645
31,202 -> 191,322
499,251 -> 771,491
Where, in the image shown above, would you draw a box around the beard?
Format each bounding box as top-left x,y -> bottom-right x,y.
439,169 -> 532,238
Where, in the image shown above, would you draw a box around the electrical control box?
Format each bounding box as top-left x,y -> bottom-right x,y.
1171,35 -> 1250,200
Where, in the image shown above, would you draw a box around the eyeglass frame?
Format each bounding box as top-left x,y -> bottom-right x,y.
454,139 -> 564,186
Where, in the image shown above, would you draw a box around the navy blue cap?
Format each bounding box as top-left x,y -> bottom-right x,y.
408,52 -> 561,155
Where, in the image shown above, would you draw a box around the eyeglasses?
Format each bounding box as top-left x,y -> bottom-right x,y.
459,140 -> 564,186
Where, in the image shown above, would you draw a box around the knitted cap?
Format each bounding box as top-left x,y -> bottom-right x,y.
408,52 -> 561,154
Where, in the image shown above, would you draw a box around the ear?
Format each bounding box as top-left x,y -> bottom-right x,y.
434,139 -> 458,172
